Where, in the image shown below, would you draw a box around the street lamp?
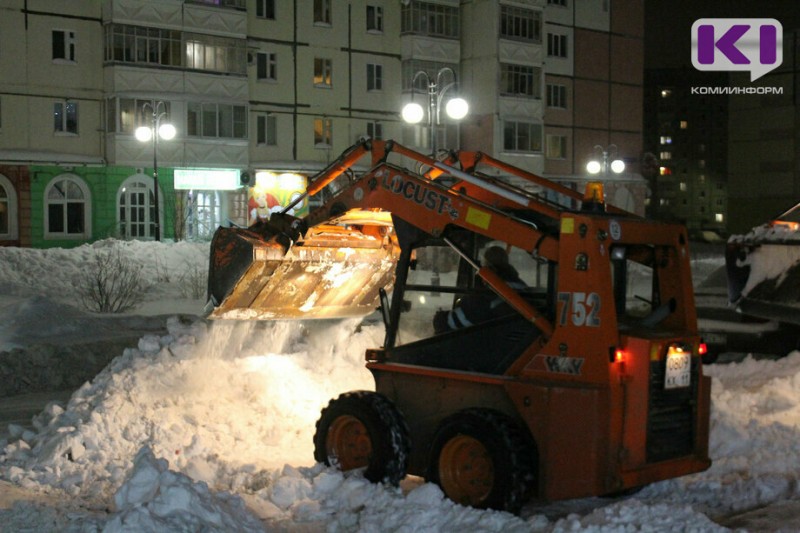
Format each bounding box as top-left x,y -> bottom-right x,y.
586,144 -> 625,176
401,67 -> 469,155
135,101 -> 175,241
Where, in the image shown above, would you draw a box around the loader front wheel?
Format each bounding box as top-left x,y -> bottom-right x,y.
428,409 -> 536,513
314,391 -> 410,485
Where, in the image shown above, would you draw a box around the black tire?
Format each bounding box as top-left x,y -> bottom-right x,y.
314,391 -> 410,485
427,408 -> 537,513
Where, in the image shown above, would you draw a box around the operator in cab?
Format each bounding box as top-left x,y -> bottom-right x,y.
433,246 -> 528,333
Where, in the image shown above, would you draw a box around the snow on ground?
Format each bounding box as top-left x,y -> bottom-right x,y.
1,239 -> 800,531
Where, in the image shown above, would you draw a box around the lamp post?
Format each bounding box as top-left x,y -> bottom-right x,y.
586,144 -> 625,177
135,101 -> 176,242
401,67 -> 469,155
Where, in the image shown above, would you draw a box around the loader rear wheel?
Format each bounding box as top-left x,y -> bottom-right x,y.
428,409 -> 536,513
314,391 -> 410,485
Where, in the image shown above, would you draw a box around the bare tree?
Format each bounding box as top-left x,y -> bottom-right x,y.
77,247 -> 151,313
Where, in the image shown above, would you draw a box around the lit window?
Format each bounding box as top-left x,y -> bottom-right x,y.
660,136 -> 672,144
314,117 -> 332,147
661,89 -> 672,98
660,151 -> 671,160
679,182 -> 687,192
715,213 -> 724,223
680,120 -> 688,129
314,58 -> 333,87
659,166 -> 672,176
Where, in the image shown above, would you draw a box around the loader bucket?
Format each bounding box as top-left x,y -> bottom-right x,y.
726,240 -> 800,326
726,202 -> 800,326
207,212 -> 398,320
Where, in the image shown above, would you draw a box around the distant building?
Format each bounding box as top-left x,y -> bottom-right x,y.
643,68 -> 728,238
0,0 -> 647,248
727,29 -> 800,234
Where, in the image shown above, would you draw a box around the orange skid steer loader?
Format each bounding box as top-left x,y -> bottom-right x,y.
207,139 -> 711,513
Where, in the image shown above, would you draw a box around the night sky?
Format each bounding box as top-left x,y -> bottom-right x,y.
644,0 -> 800,69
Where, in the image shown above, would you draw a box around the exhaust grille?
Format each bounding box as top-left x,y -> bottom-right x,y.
646,356 -> 699,462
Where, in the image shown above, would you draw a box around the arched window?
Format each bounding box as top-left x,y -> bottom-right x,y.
44,175 -> 91,239
117,175 -> 160,240
0,174 -> 19,240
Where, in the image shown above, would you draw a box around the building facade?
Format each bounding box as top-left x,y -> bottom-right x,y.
643,68 -> 729,238
0,0 -> 647,248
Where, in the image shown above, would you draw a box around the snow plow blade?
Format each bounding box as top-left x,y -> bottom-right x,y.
726,203 -> 800,326
207,212 -> 397,320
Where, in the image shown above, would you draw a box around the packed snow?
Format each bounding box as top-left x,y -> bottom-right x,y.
1,239 -> 800,531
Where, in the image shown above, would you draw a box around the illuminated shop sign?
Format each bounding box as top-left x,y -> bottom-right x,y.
174,169 -> 240,190
248,171 -> 308,224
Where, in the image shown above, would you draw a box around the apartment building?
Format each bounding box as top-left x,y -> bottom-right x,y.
643,68 -> 728,237
0,0 -> 646,248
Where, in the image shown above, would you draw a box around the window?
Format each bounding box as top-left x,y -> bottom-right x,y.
314,0 -> 332,25
257,52 -> 277,81
660,136 -> 672,144
367,121 -> 383,140
503,121 -> 542,152
547,33 -> 568,58
499,5 -> 541,43
679,182 -> 687,192
367,5 -> 384,32
257,114 -> 277,145
54,101 -> 78,134
314,117 -> 332,147
401,2 -> 459,38
187,103 -> 247,139
186,190 -> 222,241
256,0 -> 275,19
0,175 -> 18,240
660,151 -> 671,160
715,213 -> 724,223
402,60 -> 458,91
107,98 -> 169,134
367,63 -> 383,91
548,0 -> 567,5
118,177 -> 157,239
500,64 -> 541,98
52,30 -> 76,61
546,134 -> 567,159
661,89 -> 673,98
105,24 -> 182,67
680,120 -> 688,129
546,84 -> 567,108
314,58 -> 332,87
185,33 -> 247,74
45,176 -> 90,238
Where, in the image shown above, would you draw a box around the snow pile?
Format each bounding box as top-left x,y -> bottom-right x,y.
4,240 -> 800,530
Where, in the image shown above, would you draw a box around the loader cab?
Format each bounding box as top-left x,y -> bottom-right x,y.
381,234 -> 554,374
610,242 -> 690,332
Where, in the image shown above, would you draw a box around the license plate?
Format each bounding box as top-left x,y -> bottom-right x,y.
703,332 -> 726,345
665,348 -> 691,389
